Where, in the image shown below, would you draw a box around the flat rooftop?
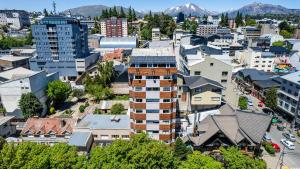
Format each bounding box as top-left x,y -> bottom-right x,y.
131,47 -> 174,57
281,71 -> 300,84
0,67 -> 37,81
0,55 -> 30,62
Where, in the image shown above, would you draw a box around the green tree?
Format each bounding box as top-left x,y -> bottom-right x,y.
132,9 -> 137,21
235,11 -> 244,27
173,137 -> 192,160
43,8 -> 49,16
238,96 -> 248,110
110,103 -> 124,114
0,105 -> 6,116
19,93 -> 43,118
119,7 -> 126,18
72,89 -> 85,99
265,87 -> 277,110
112,6 -> 118,17
0,137 -> 6,150
221,147 -> 267,169
280,30 -> 293,39
47,80 -> 71,106
180,151 -> 224,169
128,7 -> 132,22
141,27 -> 151,40
272,41 -> 285,47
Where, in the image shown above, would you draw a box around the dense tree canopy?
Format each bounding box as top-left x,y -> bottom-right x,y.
182,20 -> 198,34
19,92 -> 43,118
221,147 -> 267,169
180,151 -> 224,169
238,96 -> 248,110
47,80 -> 71,106
0,35 -> 33,50
0,134 -> 267,169
265,87 -> 277,110
110,103 -> 124,114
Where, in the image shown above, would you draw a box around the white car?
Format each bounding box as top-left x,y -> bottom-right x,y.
280,139 -> 295,150
248,100 -> 253,106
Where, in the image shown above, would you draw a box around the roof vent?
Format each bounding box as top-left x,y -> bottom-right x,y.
110,115 -> 121,122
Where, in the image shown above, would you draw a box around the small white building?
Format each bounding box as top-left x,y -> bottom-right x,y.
0,67 -> 59,118
246,48 -> 275,72
152,28 -> 161,41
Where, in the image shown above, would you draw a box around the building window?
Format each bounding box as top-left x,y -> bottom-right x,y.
163,109 -> 171,113
291,107 -> 296,113
279,101 -> 283,106
135,109 -> 143,113
222,71 -> 228,76
194,71 -> 201,75
210,63 -> 214,66
194,97 -> 202,101
163,99 -> 171,103
164,76 -> 171,79
121,135 -> 129,139
146,76 -> 160,79
136,120 -> 143,123
112,135 -> 119,139
135,87 -> 142,91
163,87 -> 171,91
211,97 -> 220,101
146,87 -> 160,91
100,135 -> 109,140
135,76 -> 142,79
290,83 -> 293,87
146,99 -> 160,102
281,87 -> 285,91
288,89 -> 292,94
221,79 -> 227,83
146,110 -> 159,113
135,99 -> 143,102
162,120 -> 170,124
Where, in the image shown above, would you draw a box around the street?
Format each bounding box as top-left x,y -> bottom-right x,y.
264,125 -> 300,169
240,93 -> 300,168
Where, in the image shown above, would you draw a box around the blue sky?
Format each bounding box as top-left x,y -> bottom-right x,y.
1,0 -> 300,12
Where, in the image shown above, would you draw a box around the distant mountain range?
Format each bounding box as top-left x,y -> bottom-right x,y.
164,3 -> 215,16
64,5 -> 143,18
64,2 -> 300,18
226,2 -> 300,17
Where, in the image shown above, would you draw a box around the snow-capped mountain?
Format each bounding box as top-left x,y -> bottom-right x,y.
227,2 -> 300,16
164,3 -> 215,16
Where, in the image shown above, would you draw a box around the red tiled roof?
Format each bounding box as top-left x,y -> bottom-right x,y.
21,118 -> 76,136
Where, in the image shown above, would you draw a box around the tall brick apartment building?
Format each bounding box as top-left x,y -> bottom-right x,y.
128,48 -> 177,143
100,17 -> 128,37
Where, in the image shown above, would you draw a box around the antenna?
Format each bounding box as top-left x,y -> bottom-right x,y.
52,1 -> 56,14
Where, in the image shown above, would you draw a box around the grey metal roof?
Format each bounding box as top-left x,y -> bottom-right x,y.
237,69 -> 274,81
76,114 -> 130,130
183,75 -> 223,89
253,79 -> 280,89
0,116 -> 14,126
261,52 -> 275,58
68,131 -> 92,147
184,111 -> 272,146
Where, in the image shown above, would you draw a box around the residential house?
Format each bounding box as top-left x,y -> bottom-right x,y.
21,117 -> 76,145
177,74 -> 223,113
74,114 -> 130,146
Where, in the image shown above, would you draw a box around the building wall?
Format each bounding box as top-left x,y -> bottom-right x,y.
100,18 -> 128,37
30,17 -> 90,79
277,78 -> 300,124
74,128 -> 130,143
189,56 -> 232,93
248,51 -> 274,72
0,71 -> 58,116
128,62 -> 177,143
0,119 -> 16,137
196,25 -> 218,36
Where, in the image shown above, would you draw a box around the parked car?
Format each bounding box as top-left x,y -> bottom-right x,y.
258,101 -> 264,107
282,133 -> 296,142
280,139 -> 295,150
262,133 -> 271,142
271,143 -> 281,153
277,124 -> 286,131
248,100 -> 253,106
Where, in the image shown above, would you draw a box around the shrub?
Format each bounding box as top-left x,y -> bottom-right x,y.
238,96 -> 248,110
49,107 -> 56,114
262,141 -> 275,155
72,89 -> 85,98
94,108 -> 102,114
297,131 -> 300,137
111,103 -> 124,115
79,105 -> 86,113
